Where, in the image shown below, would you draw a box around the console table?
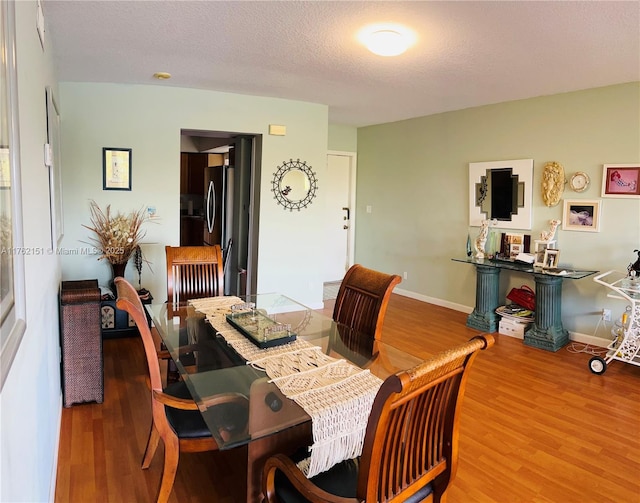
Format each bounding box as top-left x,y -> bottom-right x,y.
453,258 -> 597,351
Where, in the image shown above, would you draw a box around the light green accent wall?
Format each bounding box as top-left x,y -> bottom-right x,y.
58,83 -> 328,307
328,123 -> 357,152
356,83 -> 640,339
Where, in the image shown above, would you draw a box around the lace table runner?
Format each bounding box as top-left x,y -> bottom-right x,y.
189,296 -> 382,477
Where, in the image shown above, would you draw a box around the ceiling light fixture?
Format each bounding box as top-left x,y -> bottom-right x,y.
359,24 -> 415,57
153,72 -> 171,80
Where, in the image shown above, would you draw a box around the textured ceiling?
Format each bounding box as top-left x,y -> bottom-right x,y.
44,1 -> 640,127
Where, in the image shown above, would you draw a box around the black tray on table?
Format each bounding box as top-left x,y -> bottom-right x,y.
226,310 -> 296,349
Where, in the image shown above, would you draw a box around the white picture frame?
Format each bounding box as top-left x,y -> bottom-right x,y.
543,249 -> 560,269
562,199 -> 602,233
469,158 -> 533,230
534,240 -> 555,268
601,164 -> 640,198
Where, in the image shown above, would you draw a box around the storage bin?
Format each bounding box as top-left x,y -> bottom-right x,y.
59,279 -> 103,407
498,318 -> 530,339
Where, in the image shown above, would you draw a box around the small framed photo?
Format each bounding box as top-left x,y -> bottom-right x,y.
534,240 -> 555,268
562,199 -> 602,232
103,147 -> 132,190
601,164 -> 640,198
543,248 -> 560,269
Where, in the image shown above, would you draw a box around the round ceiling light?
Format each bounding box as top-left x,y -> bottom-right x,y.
153,72 -> 172,80
366,30 -> 407,56
359,24 -> 415,57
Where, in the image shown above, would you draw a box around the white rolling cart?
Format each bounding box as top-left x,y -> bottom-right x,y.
590,270 -> 640,374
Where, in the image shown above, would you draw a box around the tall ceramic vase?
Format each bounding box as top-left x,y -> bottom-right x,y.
110,261 -> 127,293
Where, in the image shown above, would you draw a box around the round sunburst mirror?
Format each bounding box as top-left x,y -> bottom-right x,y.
271,159 -> 318,211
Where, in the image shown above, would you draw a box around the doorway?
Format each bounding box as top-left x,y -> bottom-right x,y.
325,151 -> 357,283
180,130 -> 261,296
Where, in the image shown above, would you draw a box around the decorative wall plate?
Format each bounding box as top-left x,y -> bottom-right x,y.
569,171 -> 590,192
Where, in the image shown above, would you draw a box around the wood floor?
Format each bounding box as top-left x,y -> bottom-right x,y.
54,295 -> 640,502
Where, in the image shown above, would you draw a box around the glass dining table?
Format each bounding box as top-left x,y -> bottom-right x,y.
146,294 -> 422,502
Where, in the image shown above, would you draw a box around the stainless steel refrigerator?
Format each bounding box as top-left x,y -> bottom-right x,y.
203,164 -> 233,248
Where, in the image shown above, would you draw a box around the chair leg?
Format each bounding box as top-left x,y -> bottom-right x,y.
142,423 -> 160,469
156,435 -> 180,503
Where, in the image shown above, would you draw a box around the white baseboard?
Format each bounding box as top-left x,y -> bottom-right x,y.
394,288 -> 472,314
393,288 -> 610,348
568,331 -> 609,348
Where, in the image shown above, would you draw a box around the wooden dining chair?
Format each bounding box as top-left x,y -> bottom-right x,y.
332,264 -> 402,342
166,245 -> 224,307
263,334 -> 495,503
115,277 -> 249,503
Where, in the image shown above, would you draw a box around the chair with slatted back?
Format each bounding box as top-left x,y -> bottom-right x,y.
115,276 -> 249,503
263,334 -> 495,503
166,245 -> 224,308
332,264 -> 401,341
327,265 -> 401,367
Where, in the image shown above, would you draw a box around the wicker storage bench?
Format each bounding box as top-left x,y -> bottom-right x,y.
59,279 -> 103,407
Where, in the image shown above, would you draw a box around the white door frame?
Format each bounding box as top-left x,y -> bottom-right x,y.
328,150 -> 357,273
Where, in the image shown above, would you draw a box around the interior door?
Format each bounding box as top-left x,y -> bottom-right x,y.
325,152 -> 356,282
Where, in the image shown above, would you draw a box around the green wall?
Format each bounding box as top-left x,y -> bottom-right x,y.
356,83 -> 640,340
328,123 -> 357,152
58,83 -> 329,307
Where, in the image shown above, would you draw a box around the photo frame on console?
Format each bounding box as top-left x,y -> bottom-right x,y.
542,249 -> 560,269
534,240 -> 555,268
500,232 -> 531,258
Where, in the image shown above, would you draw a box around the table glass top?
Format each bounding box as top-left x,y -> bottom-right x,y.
146,294 -> 422,449
452,257 -> 598,280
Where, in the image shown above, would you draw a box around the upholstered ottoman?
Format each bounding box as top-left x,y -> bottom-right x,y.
59,279 -> 103,407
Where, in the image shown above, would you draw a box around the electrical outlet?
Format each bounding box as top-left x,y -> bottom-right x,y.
602,309 -> 612,322
403,271 -> 408,280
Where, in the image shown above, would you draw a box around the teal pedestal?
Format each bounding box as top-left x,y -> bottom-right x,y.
524,274 -> 569,352
453,257 -> 597,350
466,264 -> 500,333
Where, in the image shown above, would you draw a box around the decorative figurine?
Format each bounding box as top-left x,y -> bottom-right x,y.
628,249 -> 640,276
474,219 -> 490,259
540,219 -> 561,242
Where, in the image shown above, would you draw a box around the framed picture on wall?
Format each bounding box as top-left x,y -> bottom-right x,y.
601,164 -> 640,198
103,147 -> 132,190
562,199 -> 602,232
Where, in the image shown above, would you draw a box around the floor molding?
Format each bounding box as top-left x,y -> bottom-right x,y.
393,288 -> 609,348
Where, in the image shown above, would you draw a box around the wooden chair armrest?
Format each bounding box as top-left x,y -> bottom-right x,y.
262,454 -> 360,503
201,392 -> 248,409
152,390 -> 199,410
154,390 -> 248,412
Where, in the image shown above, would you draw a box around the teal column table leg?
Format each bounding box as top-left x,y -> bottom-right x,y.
466,264 -> 500,333
524,274 -> 568,351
